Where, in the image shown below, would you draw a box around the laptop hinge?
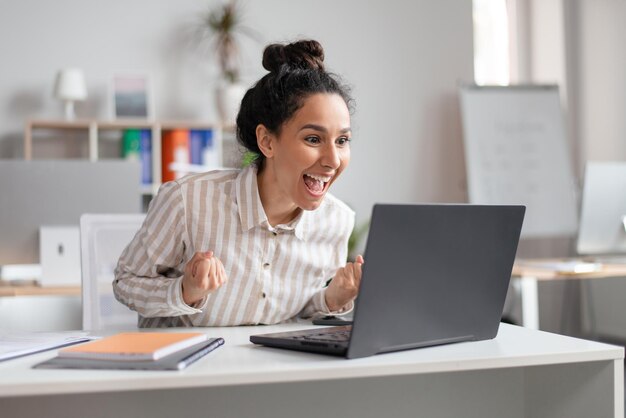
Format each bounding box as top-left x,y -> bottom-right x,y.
378,335 -> 474,354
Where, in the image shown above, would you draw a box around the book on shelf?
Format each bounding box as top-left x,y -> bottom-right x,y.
162,129 -> 190,182
34,337 -> 225,371
140,129 -> 152,184
190,129 -> 219,168
122,128 -> 152,185
189,129 -> 206,165
121,129 -> 141,161
57,332 -> 209,361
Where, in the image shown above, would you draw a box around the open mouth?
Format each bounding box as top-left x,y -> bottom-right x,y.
303,173 -> 331,196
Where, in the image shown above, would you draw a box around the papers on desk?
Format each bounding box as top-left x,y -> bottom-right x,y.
516,259 -> 603,275
0,331 -> 94,362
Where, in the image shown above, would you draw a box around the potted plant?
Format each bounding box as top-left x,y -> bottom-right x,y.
348,220 -> 370,262
200,0 -> 255,127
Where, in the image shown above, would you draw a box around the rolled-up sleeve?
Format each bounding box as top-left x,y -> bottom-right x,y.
300,288 -> 354,318
298,208 -> 355,319
113,181 -> 206,317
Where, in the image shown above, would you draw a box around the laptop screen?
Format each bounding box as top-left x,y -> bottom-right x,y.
346,204 -> 525,358
577,162 -> 626,255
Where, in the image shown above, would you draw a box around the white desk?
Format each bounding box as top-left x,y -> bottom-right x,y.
511,259 -> 626,330
0,323 -> 623,418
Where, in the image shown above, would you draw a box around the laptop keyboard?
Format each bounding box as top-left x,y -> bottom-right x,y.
291,328 -> 351,343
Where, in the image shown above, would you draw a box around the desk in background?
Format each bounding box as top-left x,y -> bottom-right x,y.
511,259 -> 626,331
0,283 -> 81,331
0,283 -> 80,297
0,323 -> 623,418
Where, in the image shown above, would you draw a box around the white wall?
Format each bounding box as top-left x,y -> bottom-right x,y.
521,0 -> 626,172
511,0 -> 576,259
575,0 -> 626,164
570,0 -> 626,341
0,0 -> 474,226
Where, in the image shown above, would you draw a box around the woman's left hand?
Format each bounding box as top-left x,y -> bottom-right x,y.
325,255 -> 364,312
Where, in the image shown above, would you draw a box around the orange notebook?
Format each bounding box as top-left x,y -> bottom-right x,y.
57,332 -> 208,361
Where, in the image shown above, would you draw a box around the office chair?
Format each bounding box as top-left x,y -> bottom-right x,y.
80,213 -> 145,331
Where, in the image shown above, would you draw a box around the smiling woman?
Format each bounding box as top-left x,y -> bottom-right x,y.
255,93 -> 351,217
113,39 -> 363,327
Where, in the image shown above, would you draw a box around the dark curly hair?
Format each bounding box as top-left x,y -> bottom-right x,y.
236,39 -> 354,170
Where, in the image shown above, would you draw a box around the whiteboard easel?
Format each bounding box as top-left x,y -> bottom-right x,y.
459,85 -> 577,238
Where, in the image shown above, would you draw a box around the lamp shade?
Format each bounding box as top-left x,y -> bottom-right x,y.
54,68 -> 87,101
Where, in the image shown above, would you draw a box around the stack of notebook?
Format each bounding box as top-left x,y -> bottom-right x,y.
34,332 -> 224,371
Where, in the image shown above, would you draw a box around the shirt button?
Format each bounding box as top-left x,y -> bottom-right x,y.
272,231 -> 278,236
263,263 -> 270,269
262,292 -> 267,298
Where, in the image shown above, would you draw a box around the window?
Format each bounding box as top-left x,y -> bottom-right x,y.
473,0 -> 510,86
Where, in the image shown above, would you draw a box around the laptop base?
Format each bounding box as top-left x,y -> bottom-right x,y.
250,326 -> 350,357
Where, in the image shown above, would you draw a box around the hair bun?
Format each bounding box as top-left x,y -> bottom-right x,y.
262,40 -> 325,73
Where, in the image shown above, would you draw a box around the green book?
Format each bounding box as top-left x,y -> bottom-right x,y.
122,129 -> 141,160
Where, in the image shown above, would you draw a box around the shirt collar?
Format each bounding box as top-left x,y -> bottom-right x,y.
273,209 -> 311,241
235,165 -> 310,241
235,165 -> 266,232
293,209 -> 311,241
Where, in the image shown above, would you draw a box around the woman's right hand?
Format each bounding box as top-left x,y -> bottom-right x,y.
182,251 -> 228,306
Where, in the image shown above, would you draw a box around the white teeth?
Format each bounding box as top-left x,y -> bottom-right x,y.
306,174 -> 331,182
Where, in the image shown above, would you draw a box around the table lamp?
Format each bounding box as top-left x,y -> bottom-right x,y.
54,68 -> 87,120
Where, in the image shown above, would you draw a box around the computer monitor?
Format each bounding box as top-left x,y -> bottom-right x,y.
0,160 -> 142,266
577,161 -> 626,255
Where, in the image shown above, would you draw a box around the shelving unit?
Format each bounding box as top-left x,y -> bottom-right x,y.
24,119 -> 238,196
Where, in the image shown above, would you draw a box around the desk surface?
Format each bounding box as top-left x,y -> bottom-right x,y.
0,284 -> 80,297
0,323 -> 622,398
512,258 -> 626,280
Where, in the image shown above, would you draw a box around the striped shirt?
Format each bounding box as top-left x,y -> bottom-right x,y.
113,165 -> 355,327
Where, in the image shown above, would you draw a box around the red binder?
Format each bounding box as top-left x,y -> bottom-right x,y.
161,129 -> 190,183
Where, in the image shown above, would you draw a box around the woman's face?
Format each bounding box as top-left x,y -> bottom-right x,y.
260,93 -> 351,212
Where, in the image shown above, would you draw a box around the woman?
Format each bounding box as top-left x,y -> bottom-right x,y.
113,39 -> 363,327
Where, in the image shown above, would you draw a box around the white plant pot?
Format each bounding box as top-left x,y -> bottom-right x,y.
216,82 -> 247,127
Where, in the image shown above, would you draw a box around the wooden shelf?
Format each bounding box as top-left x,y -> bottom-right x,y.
24,119 -> 238,194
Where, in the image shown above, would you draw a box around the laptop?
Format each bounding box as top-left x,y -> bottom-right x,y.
250,204 -> 525,359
